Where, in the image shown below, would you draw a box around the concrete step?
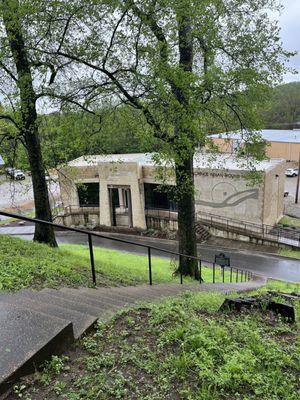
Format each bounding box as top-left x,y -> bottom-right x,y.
0,280 -> 264,394
42,288 -> 127,314
58,288 -> 132,309
195,223 -> 211,242
0,294 -> 96,339
18,290 -> 103,318
75,286 -> 152,305
77,287 -> 153,304
79,283 -> 200,303
0,303 -> 73,395
98,283 -> 190,296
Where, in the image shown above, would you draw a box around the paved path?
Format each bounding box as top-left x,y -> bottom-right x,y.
0,280 -> 265,394
1,225 -> 298,282
0,225 -> 35,235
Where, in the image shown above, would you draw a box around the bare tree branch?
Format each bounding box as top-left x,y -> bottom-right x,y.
0,60 -> 18,82
102,8 -> 128,68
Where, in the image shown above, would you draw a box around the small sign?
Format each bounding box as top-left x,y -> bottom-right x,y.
215,253 -> 230,267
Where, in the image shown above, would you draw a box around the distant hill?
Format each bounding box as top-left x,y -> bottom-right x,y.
262,82 -> 300,129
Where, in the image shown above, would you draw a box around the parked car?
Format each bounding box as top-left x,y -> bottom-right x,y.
5,167 -> 14,176
5,167 -> 26,180
285,168 -> 299,177
13,170 -> 26,180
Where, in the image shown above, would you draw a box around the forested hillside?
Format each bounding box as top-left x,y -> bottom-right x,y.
1,106 -> 157,170
262,82 -> 300,129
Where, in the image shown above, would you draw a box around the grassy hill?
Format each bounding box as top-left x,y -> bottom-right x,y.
0,235 -> 235,291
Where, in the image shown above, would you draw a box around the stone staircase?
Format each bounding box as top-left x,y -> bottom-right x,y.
0,280 -> 266,395
195,222 -> 211,242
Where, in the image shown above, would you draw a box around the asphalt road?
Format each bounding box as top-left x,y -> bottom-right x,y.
15,231 -> 300,282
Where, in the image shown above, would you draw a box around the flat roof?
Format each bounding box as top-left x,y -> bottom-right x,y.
213,129 -> 300,143
68,153 -> 284,172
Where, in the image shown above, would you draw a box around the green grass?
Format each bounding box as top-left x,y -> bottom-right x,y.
279,215 -> 300,228
279,248 -> 300,259
266,278 -> 300,293
12,290 -> 300,400
0,211 -> 35,225
0,235 -> 235,291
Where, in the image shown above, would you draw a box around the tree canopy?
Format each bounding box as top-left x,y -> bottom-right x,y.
0,0 -> 293,273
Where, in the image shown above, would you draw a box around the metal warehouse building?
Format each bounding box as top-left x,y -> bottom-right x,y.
212,129 -> 300,162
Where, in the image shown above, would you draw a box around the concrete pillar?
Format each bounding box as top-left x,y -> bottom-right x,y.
99,180 -> 111,226
129,181 -> 146,229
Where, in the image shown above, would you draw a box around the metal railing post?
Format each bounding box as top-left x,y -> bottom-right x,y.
179,255 -> 183,284
213,263 -> 215,283
147,247 -> 152,286
222,266 -> 225,283
88,233 -> 96,286
240,270 -> 243,282
236,269 -> 239,283
230,267 -> 233,283
198,260 -> 202,284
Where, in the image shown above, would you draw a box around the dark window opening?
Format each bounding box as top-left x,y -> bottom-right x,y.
77,183 -> 99,207
144,183 -> 177,211
124,190 -> 129,208
111,188 -> 120,208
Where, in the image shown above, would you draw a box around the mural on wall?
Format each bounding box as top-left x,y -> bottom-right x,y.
196,182 -> 259,208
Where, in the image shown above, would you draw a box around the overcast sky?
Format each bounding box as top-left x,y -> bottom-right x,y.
279,0 -> 300,82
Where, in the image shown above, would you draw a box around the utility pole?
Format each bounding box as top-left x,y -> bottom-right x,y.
295,152 -> 300,204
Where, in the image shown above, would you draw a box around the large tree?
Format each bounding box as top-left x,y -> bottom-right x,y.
0,0 -> 57,246
34,0 -> 290,275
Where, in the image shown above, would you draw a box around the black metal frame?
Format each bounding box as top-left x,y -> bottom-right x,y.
197,211 -> 300,247
145,208 -> 300,247
0,210 -> 255,286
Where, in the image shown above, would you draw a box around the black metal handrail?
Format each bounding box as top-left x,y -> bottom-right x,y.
197,211 -> 300,245
145,207 -> 300,246
0,210 -> 255,286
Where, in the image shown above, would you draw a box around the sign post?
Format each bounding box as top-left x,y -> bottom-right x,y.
215,253 -> 230,283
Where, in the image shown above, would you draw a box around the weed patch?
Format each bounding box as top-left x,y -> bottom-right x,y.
9,291 -> 299,400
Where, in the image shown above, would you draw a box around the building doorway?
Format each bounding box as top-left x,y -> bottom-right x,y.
108,186 -> 133,227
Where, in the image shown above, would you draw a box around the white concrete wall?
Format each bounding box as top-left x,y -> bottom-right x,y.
262,162 -> 285,225
194,169 -> 264,224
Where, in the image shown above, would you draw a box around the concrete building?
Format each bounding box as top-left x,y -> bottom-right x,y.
212,129 -> 300,162
57,153 -> 285,230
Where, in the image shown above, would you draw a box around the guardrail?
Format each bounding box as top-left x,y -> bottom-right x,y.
197,211 -> 300,247
0,210 -> 255,286
145,207 -> 300,248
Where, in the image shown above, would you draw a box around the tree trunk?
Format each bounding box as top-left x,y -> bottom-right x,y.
2,0 -> 57,246
175,154 -> 198,277
174,10 -> 198,276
